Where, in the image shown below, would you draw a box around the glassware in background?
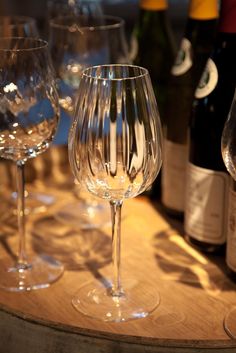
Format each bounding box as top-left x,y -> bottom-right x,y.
47,0 -> 103,21
49,15 -> 128,117
0,15 -> 38,37
0,37 -> 64,291
0,16 -> 57,214
68,64 -> 163,322
49,15 -> 129,229
47,0 -> 104,146
222,89 -> 236,339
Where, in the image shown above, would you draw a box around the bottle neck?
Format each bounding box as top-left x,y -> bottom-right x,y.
140,0 -> 168,11
219,1 -> 236,33
185,18 -> 218,44
188,0 -> 218,20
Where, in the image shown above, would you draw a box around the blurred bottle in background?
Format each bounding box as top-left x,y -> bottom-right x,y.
131,0 -> 177,200
131,0 -> 176,120
185,0 -> 236,253
161,0 -> 218,218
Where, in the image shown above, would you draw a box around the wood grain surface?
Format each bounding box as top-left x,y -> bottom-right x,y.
0,148 -> 236,353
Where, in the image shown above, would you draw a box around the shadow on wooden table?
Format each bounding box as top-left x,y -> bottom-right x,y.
151,201 -> 236,295
31,214 -> 111,272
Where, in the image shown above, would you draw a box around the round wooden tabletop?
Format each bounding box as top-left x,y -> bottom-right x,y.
0,153 -> 236,353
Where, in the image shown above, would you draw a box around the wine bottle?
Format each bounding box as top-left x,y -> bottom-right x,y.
161,0 -> 218,217
184,0 -> 236,253
131,0 -> 176,199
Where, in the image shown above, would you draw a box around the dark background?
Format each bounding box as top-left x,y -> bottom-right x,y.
0,0 -> 189,45
0,0 -> 189,144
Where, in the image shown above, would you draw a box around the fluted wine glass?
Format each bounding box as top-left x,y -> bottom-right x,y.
49,15 -> 129,229
68,64 -> 163,322
0,38 -> 64,291
221,88 -> 236,338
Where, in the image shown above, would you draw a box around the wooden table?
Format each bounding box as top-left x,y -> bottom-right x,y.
0,150 -> 236,353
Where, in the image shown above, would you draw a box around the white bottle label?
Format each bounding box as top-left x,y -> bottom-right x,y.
185,163 -> 229,244
195,58 -> 218,99
171,38 -> 192,76
162,139 -> 188,212
226,183 -> 236,271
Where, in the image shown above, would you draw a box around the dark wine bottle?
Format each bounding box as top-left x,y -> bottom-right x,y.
184,0 -> 236,253
131,0 -> 176,200
161,0 -> 218,217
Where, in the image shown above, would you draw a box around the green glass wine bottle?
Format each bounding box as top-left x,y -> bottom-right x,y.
132,0 -> 176,200
161,0 -> 218,218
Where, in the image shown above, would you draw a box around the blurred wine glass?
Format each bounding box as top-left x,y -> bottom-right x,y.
49,14 -> 129,229
0,37 -> 64,291
68,64 -> 163,322
0,15 -> 58,214
47,0 -> 103,19
221,89 -> 236,338
0,15 -> 38,37
46,0 -> 103,42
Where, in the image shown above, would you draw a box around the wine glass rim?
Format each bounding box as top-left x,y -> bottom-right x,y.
82,64 -> 149,81
0,37 -> 48,51
49,15 -> 125,31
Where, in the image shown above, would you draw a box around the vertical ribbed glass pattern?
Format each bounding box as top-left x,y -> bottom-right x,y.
69,64 -> 162,201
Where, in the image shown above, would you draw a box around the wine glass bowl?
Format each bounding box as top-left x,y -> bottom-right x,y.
49,15 -> 129,229
0,16 -> 55,214
0,37 -> 64,291
0,38 -> 58,159
49,15 -> 128,116
68,64 -> 163,322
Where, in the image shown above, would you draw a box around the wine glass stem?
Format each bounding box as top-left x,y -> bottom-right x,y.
16,160 -> 28,266
110,200 -> 123,297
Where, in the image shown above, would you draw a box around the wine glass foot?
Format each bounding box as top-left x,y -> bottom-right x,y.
55,201 -> 111,229
0,255 -> 64,292
224,307 -> 236,338
72,279 -> 160,322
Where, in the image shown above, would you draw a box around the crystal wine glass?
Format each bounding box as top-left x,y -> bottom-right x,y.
0,16 -> 58,213
0,37 -> 64,291
221,89 -> 236,338
49,15 -> 129,229
68,64 -> 163,322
